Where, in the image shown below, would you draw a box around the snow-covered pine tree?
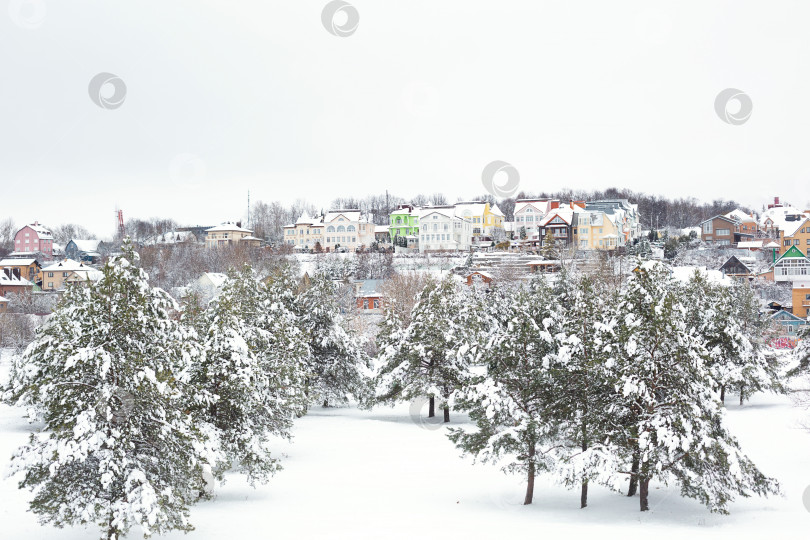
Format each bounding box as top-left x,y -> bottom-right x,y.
449,278 -> 560,505
726,280 -> 784,404
540,229 -> 557,260
612,262 -> 780,513
190,264 -> 308,485
630,236 -> 652,258
550,272 -> 618,508
681,272 -> 782,405
374,275 -> 473,422
296,273 -> 370,407
4,239 -> 212,540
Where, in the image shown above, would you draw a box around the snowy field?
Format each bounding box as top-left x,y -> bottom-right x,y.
1,349 -> 808,540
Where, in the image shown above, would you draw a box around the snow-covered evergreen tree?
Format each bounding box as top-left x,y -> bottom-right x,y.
297,273 -> 370,407
449,278 -> 560,504
4,239 -> 212,540
682,272 -> 782,405
540,229 -> 557,259
374,275 -> 474,422
550,273 -> 618,508
630,236 -> 652,258
190,264 -> 307,485
610,262 -> 780,513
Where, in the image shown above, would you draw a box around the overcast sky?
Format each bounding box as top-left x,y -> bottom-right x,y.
2,0 -> 809,237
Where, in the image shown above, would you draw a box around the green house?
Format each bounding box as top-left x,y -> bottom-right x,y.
389,205 -> 420,245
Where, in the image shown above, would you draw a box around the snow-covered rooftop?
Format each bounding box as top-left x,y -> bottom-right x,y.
70,239 -> 102,252
0,258 -> 38,266
324,210 -> 362,223
725,209 -> 755,222
22,222 -> 53,239
41,259 -> 92,272
538,207 -> 574,226
205,222 -> 253,233
199,272 -> 228,288
0,273 -> 33,287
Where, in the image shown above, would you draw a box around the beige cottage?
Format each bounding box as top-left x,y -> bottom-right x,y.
205,222 -> 262,249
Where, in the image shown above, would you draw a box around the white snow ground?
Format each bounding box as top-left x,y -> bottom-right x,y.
1,349 -> 809,540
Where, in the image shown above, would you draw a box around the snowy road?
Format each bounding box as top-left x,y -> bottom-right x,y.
1,351 -> 809,539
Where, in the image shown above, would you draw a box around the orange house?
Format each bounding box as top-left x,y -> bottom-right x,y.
793,281 -> 810,319
0,258 -> 42,285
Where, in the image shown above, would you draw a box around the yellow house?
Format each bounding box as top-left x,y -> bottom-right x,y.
205,222 -> 262,249
454,202 -> 505,240
40,259 -> 103,291
778,216 -> 810,257
573,208 -> 624,250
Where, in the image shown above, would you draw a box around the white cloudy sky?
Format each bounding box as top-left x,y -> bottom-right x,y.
2,0 -> 810,237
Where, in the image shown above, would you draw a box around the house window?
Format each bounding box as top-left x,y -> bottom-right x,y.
716,229 -> 730,236
363,299 -> 369,309
795,239 -> 800,245
784,240 -> 792,246
373,299 -> 379,309
48,272 -> 53,277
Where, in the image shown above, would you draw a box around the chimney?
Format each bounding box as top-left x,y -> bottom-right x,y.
573,200 -> 586,210
550,200 -> 560,210
236,221 -> 242,228
774,196 -> 780,206
33,221 -> 39,226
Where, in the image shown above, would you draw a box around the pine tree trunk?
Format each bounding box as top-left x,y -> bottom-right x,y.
639,477 -> 650,511
443,405 -> 450,423
524,442 -> 536,505
739,387 -> 744,406
628,450 -> 640,496
107,509 -> 119,540
323,399 -> 329,408
581,480 -> 588,509
581,420 -> 588,508
428,396 -> 435,418
720,385 -> 725,404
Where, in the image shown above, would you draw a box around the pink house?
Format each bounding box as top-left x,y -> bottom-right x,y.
14,221 -> 54,260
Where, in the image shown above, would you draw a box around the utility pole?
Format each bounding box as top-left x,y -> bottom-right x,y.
247,190 -> 250,229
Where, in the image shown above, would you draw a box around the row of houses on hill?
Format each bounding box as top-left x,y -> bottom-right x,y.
280,199 -> 642,254
700,197 -> 810,258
